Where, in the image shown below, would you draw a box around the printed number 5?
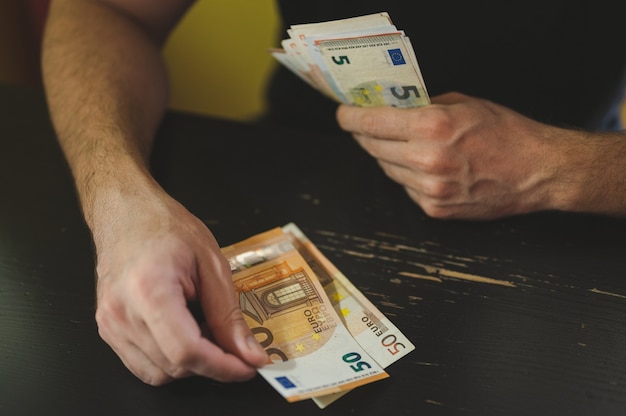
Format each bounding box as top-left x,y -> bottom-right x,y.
391,85 -> 420,100
343,352 -> 372,372
332,56 -> 351,65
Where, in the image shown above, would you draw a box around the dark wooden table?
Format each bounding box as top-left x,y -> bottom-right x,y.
2,83 -> 626,415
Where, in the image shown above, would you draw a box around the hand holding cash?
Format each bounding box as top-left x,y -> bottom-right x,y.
270,12 -> 430,108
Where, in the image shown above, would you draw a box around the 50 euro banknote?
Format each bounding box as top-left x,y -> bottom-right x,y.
221,227 -> 389,403
282,223 -> 415,408
270,12 -> 430,108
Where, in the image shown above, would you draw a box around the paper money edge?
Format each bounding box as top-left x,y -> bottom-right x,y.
281,223 -> 416,408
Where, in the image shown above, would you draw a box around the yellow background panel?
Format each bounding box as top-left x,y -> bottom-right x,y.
163,0 -> 280,120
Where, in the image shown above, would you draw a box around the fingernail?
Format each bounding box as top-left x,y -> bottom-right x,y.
247,334 -> 267,357
247,334 -> 263,351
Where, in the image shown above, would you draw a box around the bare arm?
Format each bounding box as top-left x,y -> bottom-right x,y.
42,0 -> 268,385
42,0 -> 189,229
337,92 -> 626,219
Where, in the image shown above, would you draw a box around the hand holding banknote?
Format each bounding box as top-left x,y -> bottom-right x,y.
222,224 -> 415,407
222,227 -> 390,402
274,12 -> 561,220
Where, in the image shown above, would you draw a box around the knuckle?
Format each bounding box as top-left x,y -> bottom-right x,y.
95,295 -> 125,327
165,343 -> 197,370
406,188 -> 459,220
421,179 -> 456,199
95,318 -> 112,344
143,371 -> 172,386
421,203 -> 456,219
405,145 -> 460,177
423,106 -> 455,138
358,112 -> 380,133
130,271 -> 157,300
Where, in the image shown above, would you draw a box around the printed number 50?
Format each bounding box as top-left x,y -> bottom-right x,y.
382,334 -> 407,355
342,352 -> 372,372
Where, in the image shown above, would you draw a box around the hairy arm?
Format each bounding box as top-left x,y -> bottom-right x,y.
557,130 -> 626,216
42,0 -> 192,231
42,0 -> 268,385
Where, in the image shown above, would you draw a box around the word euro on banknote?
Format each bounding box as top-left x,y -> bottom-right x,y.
270,12 -> 430,108
282,223 -> 415,408
221,228 -> 388,403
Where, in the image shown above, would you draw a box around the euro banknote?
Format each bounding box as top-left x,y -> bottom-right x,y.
270,12 -> 430,108
221,228 -> 389,402
282,223 -> 415,408
222,224 -> 415,406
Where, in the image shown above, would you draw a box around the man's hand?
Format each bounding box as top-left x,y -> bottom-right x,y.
44,0 -> 269,386
336,92 -> 594,219
93,186 -> 268,385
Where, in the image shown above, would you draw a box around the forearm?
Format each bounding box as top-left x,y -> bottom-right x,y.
41,0 -> 179,231
552,128 -> 626,216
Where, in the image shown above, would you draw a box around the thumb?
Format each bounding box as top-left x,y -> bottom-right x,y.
199,255 -> 269,367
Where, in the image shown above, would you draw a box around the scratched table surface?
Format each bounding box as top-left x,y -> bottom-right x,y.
2,84 -> 626,415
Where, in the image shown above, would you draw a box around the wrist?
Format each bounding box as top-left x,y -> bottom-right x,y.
72,154 -> 161,234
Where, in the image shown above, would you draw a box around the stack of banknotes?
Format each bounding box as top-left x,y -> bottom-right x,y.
222,223 -> 415,408
270,12 -> 430,108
